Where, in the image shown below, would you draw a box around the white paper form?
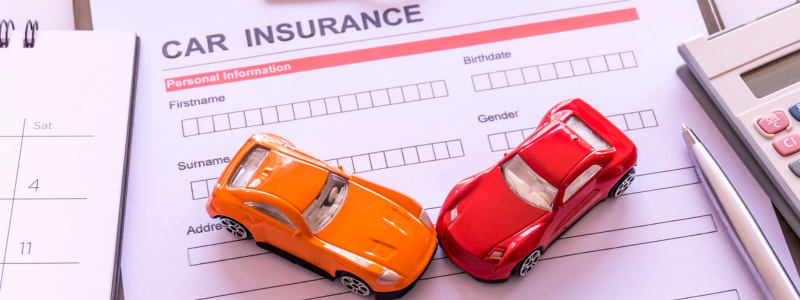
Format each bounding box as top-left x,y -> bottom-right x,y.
0,31 -> 136,299
91,0 -> 799,299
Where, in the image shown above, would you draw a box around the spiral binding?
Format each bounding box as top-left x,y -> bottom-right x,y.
24,20 -> 38,48
0,20 -> 13,48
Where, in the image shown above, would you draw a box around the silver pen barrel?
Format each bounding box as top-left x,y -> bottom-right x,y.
683,124 -> 799,300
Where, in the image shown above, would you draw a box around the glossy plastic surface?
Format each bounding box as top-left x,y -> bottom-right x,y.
436,98 -> 637,281
206,133 -> 437,294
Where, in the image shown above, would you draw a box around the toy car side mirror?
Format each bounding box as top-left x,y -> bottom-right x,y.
337,165 -> 344,171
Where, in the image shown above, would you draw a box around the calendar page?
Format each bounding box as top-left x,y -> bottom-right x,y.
0,31 -> 137,299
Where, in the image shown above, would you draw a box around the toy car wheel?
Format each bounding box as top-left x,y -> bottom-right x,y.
512,249 -> 541,277
220,217 -> 251,239
339,273 -> 372,297
608,168 -> 636,198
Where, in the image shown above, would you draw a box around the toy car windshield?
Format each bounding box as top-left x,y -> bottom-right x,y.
228,146 -> 269,189
501,155 -> 558,211
303,173 -> 349,233
565,116 -> 611,150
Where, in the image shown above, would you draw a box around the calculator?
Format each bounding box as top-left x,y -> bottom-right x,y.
679,3 -> 800,231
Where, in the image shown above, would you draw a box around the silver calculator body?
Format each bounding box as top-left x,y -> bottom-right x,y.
679,3 -> 800,233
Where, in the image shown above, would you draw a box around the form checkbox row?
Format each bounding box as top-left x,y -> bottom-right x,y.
472,51 -> 637,92
488,109 -> 656,152
326,140 -> 465,174
182,80 -> 449,137
189,139 -> 464,200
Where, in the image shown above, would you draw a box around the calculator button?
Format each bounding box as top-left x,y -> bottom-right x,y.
789,104 -> 800,121
774,134 -> 800,156
758,111 -> 790,134
790,160 -> 800,178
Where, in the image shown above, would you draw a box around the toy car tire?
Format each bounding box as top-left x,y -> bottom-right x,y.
339,272 -> 372,297
219,217 -> 251,239
512,248 -> 541,277
608,167 -> 636,198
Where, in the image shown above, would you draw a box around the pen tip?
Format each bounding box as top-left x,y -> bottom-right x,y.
682,123 -> 688,130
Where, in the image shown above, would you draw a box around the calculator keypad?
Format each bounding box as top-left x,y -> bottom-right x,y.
751,106 -> 800,177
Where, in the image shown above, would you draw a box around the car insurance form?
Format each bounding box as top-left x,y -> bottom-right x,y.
92,0 -> 800,299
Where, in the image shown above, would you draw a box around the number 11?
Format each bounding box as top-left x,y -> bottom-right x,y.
20,242 -> 31,255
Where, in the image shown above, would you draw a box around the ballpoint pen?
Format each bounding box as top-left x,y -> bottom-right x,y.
683,124 -> 800,300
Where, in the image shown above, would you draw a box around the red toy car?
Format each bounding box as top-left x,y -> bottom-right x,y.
436,98 -> 637,282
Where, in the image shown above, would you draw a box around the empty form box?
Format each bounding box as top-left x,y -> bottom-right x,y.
188,239 -> 268,266
245,109 -> 263,126
293,102 -> 312,119
325,98 -> 342,113
605,54 -> 624,70
522,67 -> 541,83
620,51 -> 637,68
489,72 -> 509,88
544,215 -> 715,260
277,105 -> 295,122
571,59 -> 592,76
538,64 -> 558,80
431,81 -> 448,97
370,90 -> 390,106
309,100 -> 327,116
505,69 -> 525,86
339,95 -> 358,111
213,115 -> 230,131
472,74 -> 492,91
588,56 -> 609,73
229,112 -> 246,129
261,107 -> 279,124
182,119 -> 199,136
624,112 -> 644,130
198,117 -> 215,134
402,85 -> 421,101
417,83 -> 434,99
554,62 -> 574,78
356,93 -> 373,109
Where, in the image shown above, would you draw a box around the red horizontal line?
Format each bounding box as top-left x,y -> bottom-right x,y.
164,8 -> 638,92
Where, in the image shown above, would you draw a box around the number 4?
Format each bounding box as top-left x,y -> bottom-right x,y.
28,179 -> 39,191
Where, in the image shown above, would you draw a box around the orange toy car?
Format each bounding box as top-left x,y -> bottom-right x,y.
206,133 -> 438,299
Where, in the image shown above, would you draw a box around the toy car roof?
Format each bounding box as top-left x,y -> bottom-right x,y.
518,126 -> 595,187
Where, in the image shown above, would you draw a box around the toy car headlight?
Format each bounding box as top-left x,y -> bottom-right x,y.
419,210 -> 432,229
377,269 -> 401,284
450,207 -> 459,222
485,247 -> 506,263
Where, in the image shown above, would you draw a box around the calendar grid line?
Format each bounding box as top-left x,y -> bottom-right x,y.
0,119 -> 26,291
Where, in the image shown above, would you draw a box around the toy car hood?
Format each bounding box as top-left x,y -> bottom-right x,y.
316,181 -> 435,278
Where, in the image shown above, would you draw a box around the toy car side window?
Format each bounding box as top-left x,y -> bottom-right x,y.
563,165 -> 602,202
228,146 -> 270,189
244,201 -> 296,230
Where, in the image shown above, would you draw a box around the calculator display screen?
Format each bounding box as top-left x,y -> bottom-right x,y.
741,48 -> 800,98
